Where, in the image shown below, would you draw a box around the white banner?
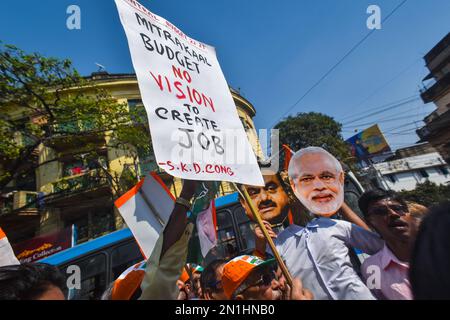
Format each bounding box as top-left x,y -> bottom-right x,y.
115,0 -> 264,186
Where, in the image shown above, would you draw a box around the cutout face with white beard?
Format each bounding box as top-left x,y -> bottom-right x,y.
289,148 -> 344,217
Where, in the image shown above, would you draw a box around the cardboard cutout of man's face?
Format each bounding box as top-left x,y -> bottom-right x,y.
240,174 -> 290,224
289,150 -> 344,217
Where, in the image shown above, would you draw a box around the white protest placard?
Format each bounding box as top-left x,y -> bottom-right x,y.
115,0 -> 264,186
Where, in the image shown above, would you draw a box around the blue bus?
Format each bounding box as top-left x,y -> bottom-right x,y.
41,172 -> 365,300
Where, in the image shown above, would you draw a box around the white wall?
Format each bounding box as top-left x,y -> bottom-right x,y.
374,152 -> 450,191
382,167 -> 450,191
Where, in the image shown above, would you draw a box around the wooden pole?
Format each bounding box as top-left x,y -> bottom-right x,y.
234,183 -> 294,287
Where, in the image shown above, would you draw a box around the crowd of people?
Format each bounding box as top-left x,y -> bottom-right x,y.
1,147 -> 450,300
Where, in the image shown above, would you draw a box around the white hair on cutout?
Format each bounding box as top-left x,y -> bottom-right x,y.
288,146 -> 343,179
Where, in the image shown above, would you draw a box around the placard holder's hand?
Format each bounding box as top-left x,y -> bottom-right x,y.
180,179 -> 199,201
161,179 -> 199,259
280,275 -> 314,300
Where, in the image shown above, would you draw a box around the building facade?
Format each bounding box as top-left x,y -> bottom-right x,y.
417,32 -> 450,163
370,146 -> 450,192
0,72 -> 262,246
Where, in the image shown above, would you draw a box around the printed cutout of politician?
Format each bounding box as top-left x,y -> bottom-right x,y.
288,147 -> 344,217
239,170 -> 310,229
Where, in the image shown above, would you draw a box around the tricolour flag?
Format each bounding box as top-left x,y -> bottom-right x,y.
0,227 -> 20,267
115,172 -> 175,259
196,200 -> 218,258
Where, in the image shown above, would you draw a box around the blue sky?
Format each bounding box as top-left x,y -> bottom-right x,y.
1,0 -> 449,151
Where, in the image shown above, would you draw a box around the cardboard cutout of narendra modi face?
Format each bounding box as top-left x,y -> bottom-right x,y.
288,147 -> 344,217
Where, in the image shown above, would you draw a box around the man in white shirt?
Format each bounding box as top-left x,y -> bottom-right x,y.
257,147 -> 384,300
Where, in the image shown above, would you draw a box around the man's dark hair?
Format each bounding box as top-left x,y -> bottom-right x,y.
410,202 -> 450,299
200,258 -> 227,293
0,263 -> 66,300
358,189 -> 407,218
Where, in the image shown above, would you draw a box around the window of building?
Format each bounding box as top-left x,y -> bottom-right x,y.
128,99 -> 148,126
439,166 -> 449,175
127,99 -> 142,107
91,208 -> 115,239
239,117 -> 250,131
66,207 -> 115,244
386,174 -> 396,183
68,215 -> 89,244
15,170 -> 36,191
419,169 -> 429,178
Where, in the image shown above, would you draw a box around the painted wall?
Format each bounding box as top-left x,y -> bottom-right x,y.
374,152 -> 450,191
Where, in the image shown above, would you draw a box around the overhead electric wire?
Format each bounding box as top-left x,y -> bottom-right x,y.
343,102 -> 423,127
270,0 -> 409,128
387,127 -> 421,134
384,120 -> 423,132
344,112 -> 429,128
339,94 -> 419,123
342,96 -> 420,126
385,130 -> 420,136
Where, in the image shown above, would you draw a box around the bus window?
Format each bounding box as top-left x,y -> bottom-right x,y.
216,208 -> 239,257
62,253 -> 107,300
111,240 -> 144,280
233,206 -> 254,252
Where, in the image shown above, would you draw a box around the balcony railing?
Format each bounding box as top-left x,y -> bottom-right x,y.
416,126 -> 431,141
51,169 -> 109,195
51,120 -> 96,135
45,120 -> 105,151
420,72 -> 450,103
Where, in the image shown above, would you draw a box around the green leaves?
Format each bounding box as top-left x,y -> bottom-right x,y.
274,112 -> 355,169
399,181 -> 450,207
0,44 -> 151,195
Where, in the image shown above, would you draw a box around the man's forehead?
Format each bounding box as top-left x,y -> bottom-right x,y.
247,174 -> 280,188
263,174 -> 280,185
295,153 -> 338,175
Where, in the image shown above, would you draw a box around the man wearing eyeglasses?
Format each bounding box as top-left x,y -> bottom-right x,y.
221,255 -> 312,300
358,189 -> 413,300
200,259 -> 228,300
